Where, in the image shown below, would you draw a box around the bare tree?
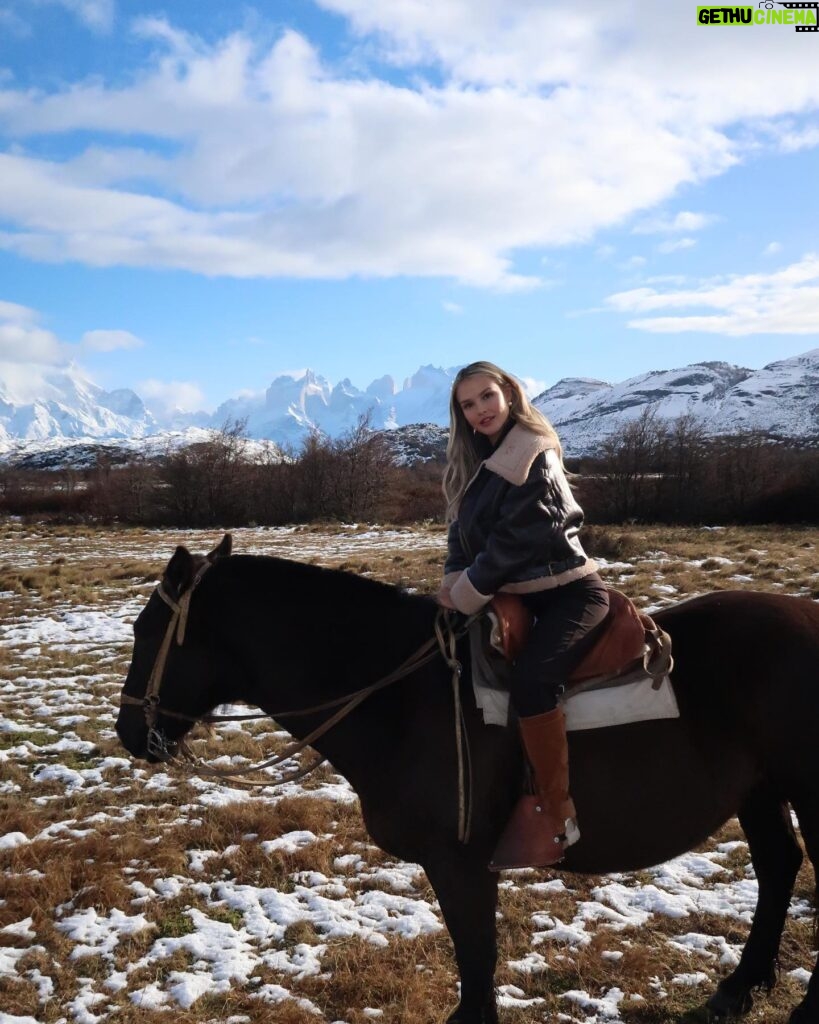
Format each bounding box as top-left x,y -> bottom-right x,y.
292,430 -> 336,520
159,419 -> 249,524
658,414 -> 708,521
330,414 -> 394,521
593,406 -> 667,521
709,431 -> 780,521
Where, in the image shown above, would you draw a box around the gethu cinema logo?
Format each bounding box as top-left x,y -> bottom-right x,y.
697,3 -> 819,29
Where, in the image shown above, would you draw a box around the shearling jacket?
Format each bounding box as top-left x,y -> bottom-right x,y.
444,423 -> 597,615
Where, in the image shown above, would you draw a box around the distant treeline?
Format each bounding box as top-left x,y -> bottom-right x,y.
2,411 -> 818,526
575,409 -> 819,525
0,419 -> 444,527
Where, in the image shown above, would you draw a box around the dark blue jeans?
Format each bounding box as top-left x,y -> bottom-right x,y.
510,572 -> 610,717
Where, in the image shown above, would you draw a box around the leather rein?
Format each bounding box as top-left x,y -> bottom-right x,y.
119,562 -> 476,841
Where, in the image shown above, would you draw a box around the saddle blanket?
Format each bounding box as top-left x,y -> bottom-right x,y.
470,625 -> 680,730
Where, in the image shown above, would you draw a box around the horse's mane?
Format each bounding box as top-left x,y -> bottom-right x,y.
219,552 -> 434,616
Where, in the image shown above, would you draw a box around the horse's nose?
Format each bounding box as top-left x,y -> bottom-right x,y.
115,708 -> 148,760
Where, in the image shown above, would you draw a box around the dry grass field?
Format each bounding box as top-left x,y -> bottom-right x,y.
1,519 -> 818,1024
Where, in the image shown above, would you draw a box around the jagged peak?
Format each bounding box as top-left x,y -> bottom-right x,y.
403,364 -> 453,390
366,374 -> 396,398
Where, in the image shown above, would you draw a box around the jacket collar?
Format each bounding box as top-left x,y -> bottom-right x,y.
484,423 -> 555,486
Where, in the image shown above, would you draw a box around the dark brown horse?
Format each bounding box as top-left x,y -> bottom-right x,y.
116,536 -> 819,1024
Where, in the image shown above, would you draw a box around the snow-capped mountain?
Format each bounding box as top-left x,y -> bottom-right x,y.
213,370 -> 396,443
210,364 -> 457,443
708,351 -> 819,437
0,364 -> 156,444
537,361 -> 754,453
0,362 -> 157,442
535,353 -> 819,453
1,350 -> 818,465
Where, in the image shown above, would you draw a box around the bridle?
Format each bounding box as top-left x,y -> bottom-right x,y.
119,564 -> 476,841
119,560 -> 212,734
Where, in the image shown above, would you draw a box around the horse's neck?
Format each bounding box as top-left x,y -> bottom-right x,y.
238,588 -> 443,782
233,577 -> 439,716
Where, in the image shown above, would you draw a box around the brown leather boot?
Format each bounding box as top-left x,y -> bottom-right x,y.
489,707 -> 579,871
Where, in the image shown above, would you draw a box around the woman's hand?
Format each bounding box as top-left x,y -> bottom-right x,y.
436,586 -> 456,609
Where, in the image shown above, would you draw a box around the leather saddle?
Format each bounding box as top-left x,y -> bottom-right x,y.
488,588 -> 669,691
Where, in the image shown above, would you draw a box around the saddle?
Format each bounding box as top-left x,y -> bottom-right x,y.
488,588 -> 670,691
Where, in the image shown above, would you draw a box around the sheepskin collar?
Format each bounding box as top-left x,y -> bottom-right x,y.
484,423 -> 555,486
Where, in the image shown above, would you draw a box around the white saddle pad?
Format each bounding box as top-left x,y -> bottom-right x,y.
563,673 -> 679,731
473,671 -> 679,730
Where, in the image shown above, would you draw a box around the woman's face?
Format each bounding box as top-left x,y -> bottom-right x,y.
455,374 -> 513,445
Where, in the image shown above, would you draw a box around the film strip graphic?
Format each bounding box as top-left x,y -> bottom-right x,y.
777,2 -> 819,31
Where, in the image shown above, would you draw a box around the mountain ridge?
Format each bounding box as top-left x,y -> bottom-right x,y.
2,349 -> 818,464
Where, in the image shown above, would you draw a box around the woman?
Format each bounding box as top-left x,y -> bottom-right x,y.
437,361 -> 609,869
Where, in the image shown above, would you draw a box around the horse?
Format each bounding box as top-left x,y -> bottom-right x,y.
116,535 -> 819,1024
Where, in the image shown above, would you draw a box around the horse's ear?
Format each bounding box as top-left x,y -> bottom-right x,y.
207,534 -> 232,562
163,545 -> 195,600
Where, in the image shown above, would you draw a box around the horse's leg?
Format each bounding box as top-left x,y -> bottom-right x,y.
707,784 -> 802,1020
786,791 -> 819,1024
423,852 -> 500,1024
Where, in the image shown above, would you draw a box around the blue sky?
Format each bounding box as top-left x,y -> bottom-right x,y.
1,0 -> 818,417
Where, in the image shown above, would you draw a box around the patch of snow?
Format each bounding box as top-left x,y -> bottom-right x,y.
672,972 -> 710,986
260,830 -> 319,854
0,832 -> 30,850
56,907 -> 155,958
562,986 -> 624,1019
497,984 -> 545,1008
0,917 -> 36,939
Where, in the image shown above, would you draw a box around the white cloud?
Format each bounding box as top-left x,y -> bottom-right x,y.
0,299 -> 38,324
634,211 -> 716,235
81,329 -> 143,352
138,378 -> 206,416
520,376 -> 546,398
0,300 -> 64,364
777,126 -> 819,153
606,253 -> 819,335
0,7 -> 817,288
643,274 -> 690,286
617,255 -> 647,271
0,322 -> 63,364
763,241 -> 782,256
35,0 -> 114,32
131,14 -> 193,52
658,237 -> 697,254
0,300 -> 146,369
0,360 -> 58,403
442,301 -> 463,314
313,0 -> 819,105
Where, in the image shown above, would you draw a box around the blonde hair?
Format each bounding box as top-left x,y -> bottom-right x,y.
443,361 -> 563,522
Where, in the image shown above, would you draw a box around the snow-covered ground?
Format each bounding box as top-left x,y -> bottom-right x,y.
5,522 -> 438,570
1,524 -> 816,1024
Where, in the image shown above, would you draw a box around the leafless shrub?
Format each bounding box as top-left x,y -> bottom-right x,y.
582,413 -> 819,525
